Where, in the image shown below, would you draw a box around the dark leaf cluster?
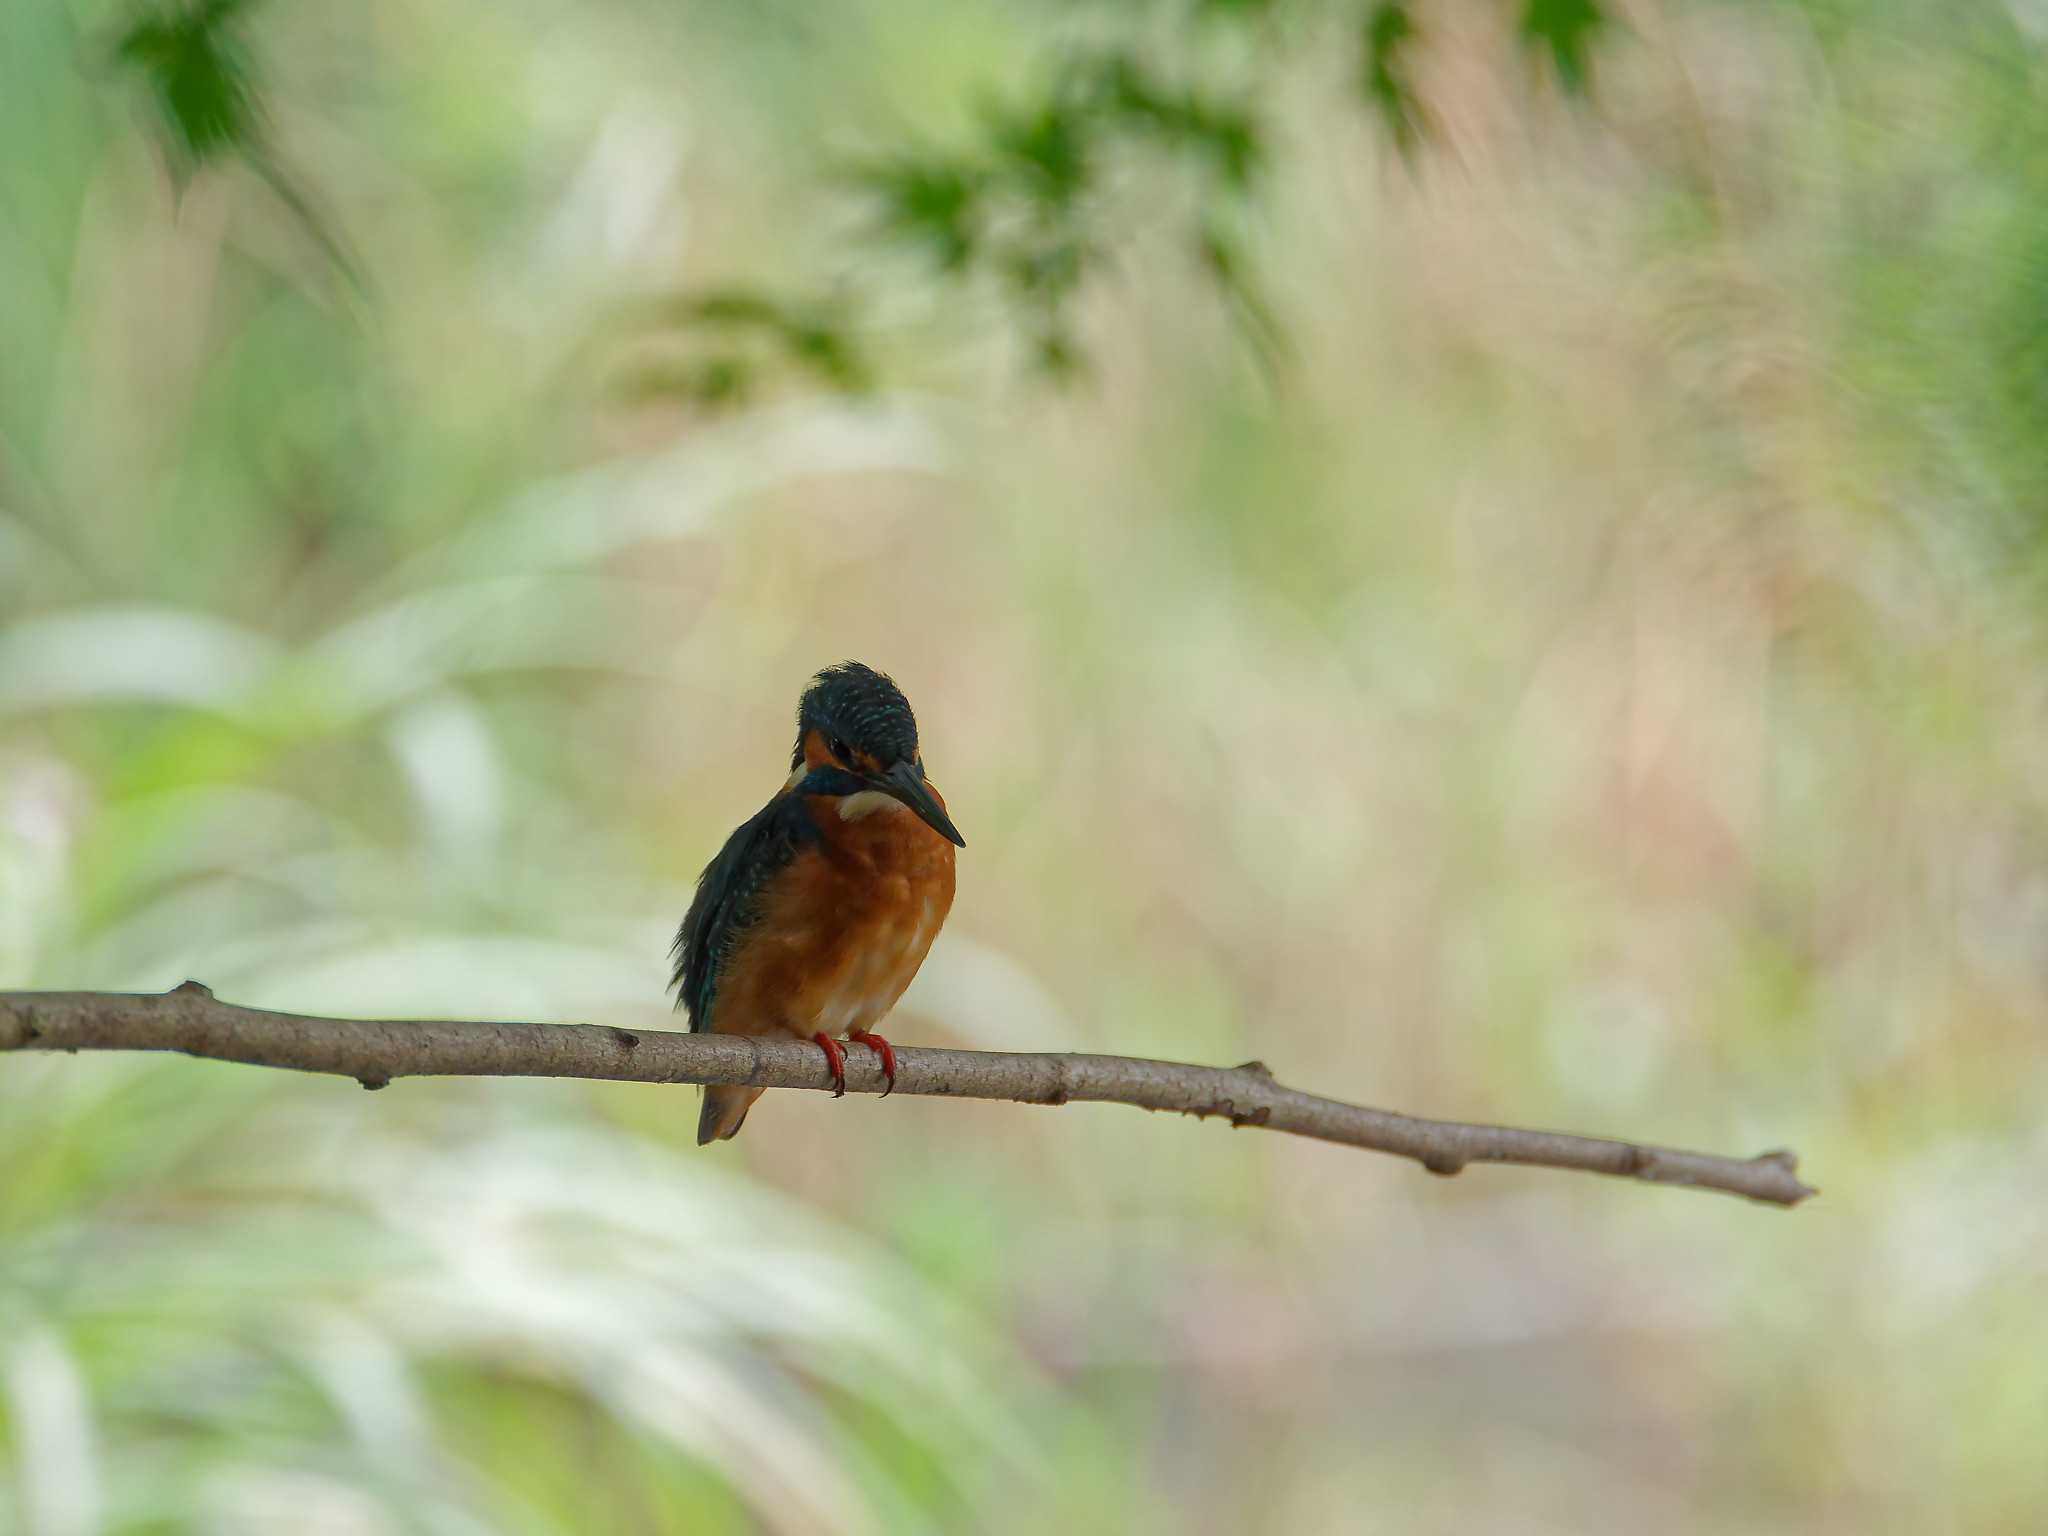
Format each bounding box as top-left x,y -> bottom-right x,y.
115,0 -> 263,168
850,47 -> 1273,373
105,0 -> 1617,390
622,290 -> 873,412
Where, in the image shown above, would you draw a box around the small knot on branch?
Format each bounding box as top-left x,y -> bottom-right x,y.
357,1073 -> 390,1091
1228,1104 -> 1271,1129
612,1028 -> 641,1049
1751,1147 -> 1816,1199
1044,1057 -> 1074,1107
1233,1059 -> 1275,1079
171,980 -> 214,998
1421,1152 -> 1465,1177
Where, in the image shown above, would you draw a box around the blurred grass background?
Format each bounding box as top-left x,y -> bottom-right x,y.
4,0 -> 2047,1531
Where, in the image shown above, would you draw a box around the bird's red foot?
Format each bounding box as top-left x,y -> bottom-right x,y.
811,1032 -> 848,1097
849,1029 -> 897,1096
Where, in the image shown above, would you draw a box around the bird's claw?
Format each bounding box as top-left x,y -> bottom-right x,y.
849,1029 -> 897,1096
810,1032 -> 848,1097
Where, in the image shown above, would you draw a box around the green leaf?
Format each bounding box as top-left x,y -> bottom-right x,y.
115,0 -> 262,165
633,286 -> 871,403
1032,324 -> 1082,379
856,159 -> 983,271
1520,0 -> 1606,94
1085,53 -> 1264,190
1362,2 -> 1425,151
988,99 -> 1093,212
785,317 -> 871,393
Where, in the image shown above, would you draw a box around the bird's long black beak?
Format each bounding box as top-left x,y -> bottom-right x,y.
879,761 -> 965,847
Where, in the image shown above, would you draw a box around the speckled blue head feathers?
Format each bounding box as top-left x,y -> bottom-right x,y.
792,662 -> 921,771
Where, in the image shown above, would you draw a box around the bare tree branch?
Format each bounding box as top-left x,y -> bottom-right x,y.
0,983 -> 1815,1206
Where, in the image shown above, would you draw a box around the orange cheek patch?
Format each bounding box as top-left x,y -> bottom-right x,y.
799,730 -> 834,771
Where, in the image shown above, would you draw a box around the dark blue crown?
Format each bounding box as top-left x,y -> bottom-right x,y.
792,662 -> 920,770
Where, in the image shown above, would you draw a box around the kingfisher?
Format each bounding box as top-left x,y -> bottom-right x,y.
671,662 -> 965,1144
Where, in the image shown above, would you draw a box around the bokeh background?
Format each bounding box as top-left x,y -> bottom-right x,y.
5,0 -> 2047,1531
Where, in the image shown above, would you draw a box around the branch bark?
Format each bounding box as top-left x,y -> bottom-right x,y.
0,984 -> 1814,1206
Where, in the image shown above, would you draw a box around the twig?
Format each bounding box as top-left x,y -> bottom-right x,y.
0,983 -> 1815,1206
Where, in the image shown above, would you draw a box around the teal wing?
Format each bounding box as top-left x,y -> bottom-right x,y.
670,795 -> 817,1031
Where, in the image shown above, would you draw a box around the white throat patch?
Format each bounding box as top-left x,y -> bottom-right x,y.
837,789 -> 903,822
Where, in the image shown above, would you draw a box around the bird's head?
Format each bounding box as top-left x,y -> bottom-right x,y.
788,662 -> 964,847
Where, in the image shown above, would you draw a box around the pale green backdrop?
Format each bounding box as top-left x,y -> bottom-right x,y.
3,1 -> 2044,1531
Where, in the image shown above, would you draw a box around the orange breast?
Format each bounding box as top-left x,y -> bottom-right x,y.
709,793 -> 956,1040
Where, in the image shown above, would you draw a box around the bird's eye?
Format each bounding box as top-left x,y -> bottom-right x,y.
829,737 -> 852,764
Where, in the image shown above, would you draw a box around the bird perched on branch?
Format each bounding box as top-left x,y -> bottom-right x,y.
672,662 -> 965,1144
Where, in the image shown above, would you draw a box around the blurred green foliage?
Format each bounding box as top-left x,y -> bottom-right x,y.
622,289 -> 873,408
104,0 -> 1624,385
115,0 -> 260,167
1519,0 -> 1606,92
112,0 -> 360,288
1363,2 -> 1426,150
6,0 -> 2048,1531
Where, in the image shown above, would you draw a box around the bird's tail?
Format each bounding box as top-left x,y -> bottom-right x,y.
697,1085 -> 763,1145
